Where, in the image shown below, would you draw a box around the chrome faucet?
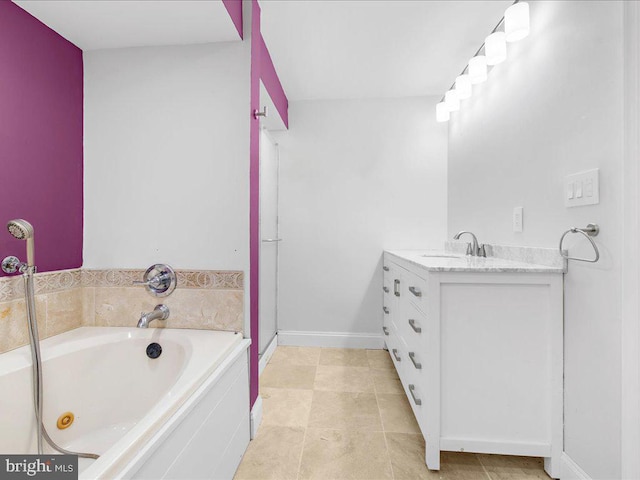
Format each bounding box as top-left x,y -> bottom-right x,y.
453,231 -> 486,257
137,304 -> 170,328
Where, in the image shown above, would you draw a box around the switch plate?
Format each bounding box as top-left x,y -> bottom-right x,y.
565,169 -> 599,207
513,206 -> 523,233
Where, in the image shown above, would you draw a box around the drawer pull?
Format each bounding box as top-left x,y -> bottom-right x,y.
409,384 -> 422,406
408,286 -> 422,297
383,266 -> 390,272
383,286 -> 389,293
394,279 -> 401,297
392,349 -> 401,362
409,352 -> 422,369
383,307 -> 390,314
383,326 -> 389,336
408,319 -> 422,333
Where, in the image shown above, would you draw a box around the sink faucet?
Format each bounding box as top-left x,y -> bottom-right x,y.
453,231 -> 486,257
137,304 -> 170,328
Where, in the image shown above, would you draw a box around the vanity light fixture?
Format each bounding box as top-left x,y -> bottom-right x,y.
445,89 -> 460,112
505,1 -> 530,42
455,74 -> 472,100
435,0 -> 530,123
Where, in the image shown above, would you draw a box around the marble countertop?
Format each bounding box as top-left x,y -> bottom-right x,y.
385,250 -> 565,273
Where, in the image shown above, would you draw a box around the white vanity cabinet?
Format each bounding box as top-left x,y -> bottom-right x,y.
382,251 -> 563,479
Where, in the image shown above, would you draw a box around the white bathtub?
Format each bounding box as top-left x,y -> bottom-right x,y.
0,326 -> 251,479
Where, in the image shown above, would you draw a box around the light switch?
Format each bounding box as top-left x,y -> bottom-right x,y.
565,169 -> 599,207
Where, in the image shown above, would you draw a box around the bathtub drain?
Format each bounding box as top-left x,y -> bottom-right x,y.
147,342 -> 162,359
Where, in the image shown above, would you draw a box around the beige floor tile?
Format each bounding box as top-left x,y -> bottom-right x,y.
260,363 -> 317,390
377,393 -> 421,433
308,391 -> 382,431
299,428 -> 393,480
476,454 -> 549,479
270,346 -> 321,366
314,365 -> 374,393
367,349 -> 395,370
261,387 -> 313,427
233,426 -> 305,480
319,348 -> 369,367
372,370 -> 404,395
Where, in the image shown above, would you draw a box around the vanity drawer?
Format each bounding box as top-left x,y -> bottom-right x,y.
404,271 -> 427,313
396,302 -> 426,348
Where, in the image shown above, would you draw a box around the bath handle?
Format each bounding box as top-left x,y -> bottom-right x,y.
409,384 -> 422,406
133,264 -> 177,297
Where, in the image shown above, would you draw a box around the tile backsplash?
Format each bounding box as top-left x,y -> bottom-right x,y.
0,268 -> 244,354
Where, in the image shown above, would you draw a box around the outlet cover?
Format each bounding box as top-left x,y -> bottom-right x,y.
513,207 -> 523,233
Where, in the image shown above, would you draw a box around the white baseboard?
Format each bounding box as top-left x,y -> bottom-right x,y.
250,395 -> 262,440
277,330 -> 384,349
561,453 -> 592,480
259,334 -> 278,376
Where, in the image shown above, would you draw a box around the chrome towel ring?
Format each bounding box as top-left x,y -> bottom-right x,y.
559,223 -> 600,263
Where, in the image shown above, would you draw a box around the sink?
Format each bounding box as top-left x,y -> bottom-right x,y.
420,254 -> 463,259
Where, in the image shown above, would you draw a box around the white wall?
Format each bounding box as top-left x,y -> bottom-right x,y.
275,97 -> 447,340
447,2 -> 623,478
84,42 -> 250,271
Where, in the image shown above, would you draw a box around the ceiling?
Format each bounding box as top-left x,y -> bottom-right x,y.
259,0 -> 513,101
13,0 -> 240,50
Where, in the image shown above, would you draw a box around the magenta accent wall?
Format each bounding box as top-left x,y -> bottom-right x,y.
259,34 -> 289,128
249,0 -> 262,406
0,1 -> 83,274
223,0 -> 243,39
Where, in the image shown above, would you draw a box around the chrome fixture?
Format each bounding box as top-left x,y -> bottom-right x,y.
253,106 -> 268,119
2,219 -> 98,459
133,264 -> 177,297
453,231 -> 486,257
137,304 -> 170,328
559,223 -> 600,263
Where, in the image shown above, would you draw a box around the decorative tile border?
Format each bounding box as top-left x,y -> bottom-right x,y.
0,268 -> 243,304
81,269 -> 243,290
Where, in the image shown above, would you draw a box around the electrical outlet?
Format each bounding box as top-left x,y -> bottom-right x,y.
513,207 -> 523,233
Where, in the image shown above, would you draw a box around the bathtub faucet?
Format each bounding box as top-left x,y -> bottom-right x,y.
137,304 -> 170,328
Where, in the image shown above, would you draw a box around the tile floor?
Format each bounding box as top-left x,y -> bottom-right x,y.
234,346 -> 550,480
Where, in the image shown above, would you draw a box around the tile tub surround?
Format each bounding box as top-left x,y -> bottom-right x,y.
236,346 -> 551,480
0,268 -> 243,354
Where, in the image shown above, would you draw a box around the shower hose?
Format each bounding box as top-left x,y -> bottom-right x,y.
23,267 -> 99,459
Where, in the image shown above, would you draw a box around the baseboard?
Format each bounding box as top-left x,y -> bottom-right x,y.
277,330 -> 384,349
561,453 -> 592,480
259,334 -> 278,376
250,395 -> 262,440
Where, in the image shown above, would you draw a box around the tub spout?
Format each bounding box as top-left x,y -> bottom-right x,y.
138,304 -> 169,328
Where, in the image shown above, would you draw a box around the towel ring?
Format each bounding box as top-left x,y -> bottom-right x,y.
559,223 -> 600,263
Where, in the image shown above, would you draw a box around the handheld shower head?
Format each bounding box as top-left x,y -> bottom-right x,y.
7,219 -> 35,267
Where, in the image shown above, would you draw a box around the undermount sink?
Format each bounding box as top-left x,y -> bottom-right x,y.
420,254 -> 463,259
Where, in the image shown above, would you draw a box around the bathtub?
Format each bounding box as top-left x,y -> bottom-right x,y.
0,326 -> 251,479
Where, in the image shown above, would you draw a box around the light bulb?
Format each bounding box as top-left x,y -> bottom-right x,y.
436,102 -> 450,122
445,90 -> 460,112
485,32 -> 507,65
468,55 -> 487,84
455,74 -> 472,100
505,2 -> 530,42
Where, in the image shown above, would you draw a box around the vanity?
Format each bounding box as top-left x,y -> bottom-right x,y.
383,248 -> 564,479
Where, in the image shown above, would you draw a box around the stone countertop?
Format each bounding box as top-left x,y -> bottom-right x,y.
385,250 -> 565,273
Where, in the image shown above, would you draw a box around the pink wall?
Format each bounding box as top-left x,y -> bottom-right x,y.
0,1 -> 83,274
259,34 -> 289,128
223,0 -> 243,39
